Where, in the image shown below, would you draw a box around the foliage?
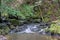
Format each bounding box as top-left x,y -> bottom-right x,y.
0,0 -> 60,35
0,24 -> 10,35
33,0 -> 60,22
1,0 -> 34,20
9,19 -> 20,25
48,20 -> 60,34
1,0 -> 60,22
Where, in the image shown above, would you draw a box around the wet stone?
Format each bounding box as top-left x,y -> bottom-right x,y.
10,23 -> 50,34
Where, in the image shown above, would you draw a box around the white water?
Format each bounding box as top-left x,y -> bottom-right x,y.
10,23 -> 49,34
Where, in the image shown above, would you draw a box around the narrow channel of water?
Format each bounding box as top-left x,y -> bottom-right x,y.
10,23 -> 50,35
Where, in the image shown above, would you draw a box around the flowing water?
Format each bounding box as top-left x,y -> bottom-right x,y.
10,23 -> 50,35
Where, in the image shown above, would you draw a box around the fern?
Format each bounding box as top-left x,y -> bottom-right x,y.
2,0 -> 34,19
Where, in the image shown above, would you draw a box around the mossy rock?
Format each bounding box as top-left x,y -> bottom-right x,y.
0,25 -> 10,35
9,19 -> 20,25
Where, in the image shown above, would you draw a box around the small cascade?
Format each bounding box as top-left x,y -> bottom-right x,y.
10,23 -> 50,34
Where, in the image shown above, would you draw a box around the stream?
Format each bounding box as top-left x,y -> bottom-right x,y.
0,16 -> 51,35
0,18 -> 60,40
10,23 -> 50,35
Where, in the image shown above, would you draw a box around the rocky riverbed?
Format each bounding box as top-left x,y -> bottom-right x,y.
9,23 -> 50,34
